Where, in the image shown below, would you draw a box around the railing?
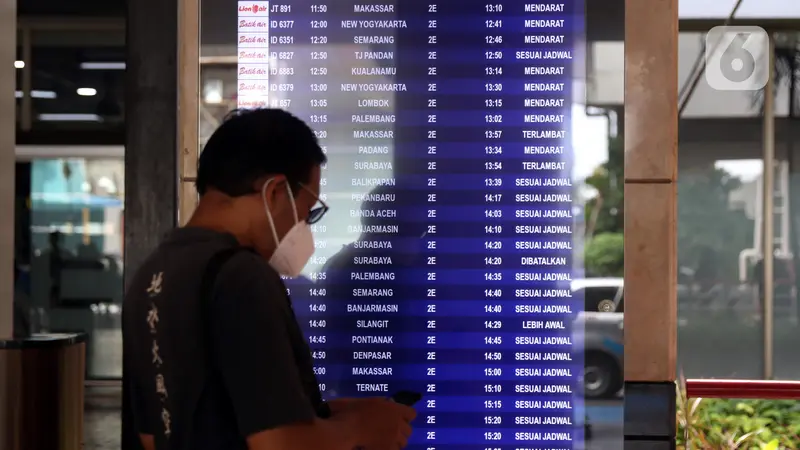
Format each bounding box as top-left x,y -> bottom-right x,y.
686,379 -> 800,400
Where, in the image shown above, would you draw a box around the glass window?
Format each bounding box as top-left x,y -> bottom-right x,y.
24,155 -> 124,379
18,28 -> 125,139
677,158 -> 763,380
773,31 -> 800,380
676,25 -> 771,379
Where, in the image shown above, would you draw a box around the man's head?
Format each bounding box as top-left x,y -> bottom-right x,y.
195,108 -> 327,263
360,185 -> 395,228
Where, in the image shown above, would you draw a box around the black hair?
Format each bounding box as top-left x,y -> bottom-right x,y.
360,185 -> 396,227
196,108 -> 327,196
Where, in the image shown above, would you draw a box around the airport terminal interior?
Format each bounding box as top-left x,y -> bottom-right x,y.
4,0 -> 800,448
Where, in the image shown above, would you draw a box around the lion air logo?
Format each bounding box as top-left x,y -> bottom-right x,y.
238,3 -> 267,14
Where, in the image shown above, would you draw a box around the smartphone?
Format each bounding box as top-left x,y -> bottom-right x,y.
390,390 -> 423,406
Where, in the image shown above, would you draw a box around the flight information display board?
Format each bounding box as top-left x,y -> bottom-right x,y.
236,1 -> 584,448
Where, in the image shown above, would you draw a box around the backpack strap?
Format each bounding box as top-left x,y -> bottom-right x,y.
199,247 -> 253,364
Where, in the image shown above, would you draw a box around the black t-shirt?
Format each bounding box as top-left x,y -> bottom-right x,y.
123,228 -> 323,449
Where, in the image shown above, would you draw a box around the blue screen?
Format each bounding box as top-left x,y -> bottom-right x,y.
236,1 -> 585,447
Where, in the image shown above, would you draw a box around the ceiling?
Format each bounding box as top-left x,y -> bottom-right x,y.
18,0 -> 124,16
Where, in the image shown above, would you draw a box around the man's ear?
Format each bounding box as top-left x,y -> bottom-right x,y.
255,175 -> 287,209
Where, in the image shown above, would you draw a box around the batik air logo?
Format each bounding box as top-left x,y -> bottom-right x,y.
238,50 -> 269,62
238,82 -> 268,94
238,18 -> 268,31
238,64 -> 268,76
239,34 -> 267,45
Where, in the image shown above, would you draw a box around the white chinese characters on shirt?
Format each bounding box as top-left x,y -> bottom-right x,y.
146,272 -> 171,437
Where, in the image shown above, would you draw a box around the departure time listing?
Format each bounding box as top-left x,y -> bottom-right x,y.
236,1 -> 583,448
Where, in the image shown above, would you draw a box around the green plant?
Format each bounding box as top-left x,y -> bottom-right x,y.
676,378 -> 800,449
584,232 -> 624,277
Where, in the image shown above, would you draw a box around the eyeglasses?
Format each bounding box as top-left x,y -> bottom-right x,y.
299,183 -> 329,225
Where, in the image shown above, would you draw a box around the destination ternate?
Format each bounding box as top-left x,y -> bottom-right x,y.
356,383 -> 390,392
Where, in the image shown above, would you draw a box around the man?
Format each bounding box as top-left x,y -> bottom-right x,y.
123,108 -> 415,450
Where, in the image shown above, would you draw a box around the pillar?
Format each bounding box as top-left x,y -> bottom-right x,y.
0,0 -> 16,442
622,0 -> 679,447
122,0 -> 181,446
0,0 -> 14,340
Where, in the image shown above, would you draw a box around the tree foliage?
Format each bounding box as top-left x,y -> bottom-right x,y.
583,133 -> 752,280
677,168 -> 753,282
584,232 -> 624,277
584,134 -> 624,237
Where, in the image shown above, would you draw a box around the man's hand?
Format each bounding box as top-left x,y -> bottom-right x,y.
328,397 -> 358,414
337,398 -> 416,449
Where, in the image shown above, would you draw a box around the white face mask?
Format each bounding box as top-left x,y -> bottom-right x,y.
261,179 -> 315,278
